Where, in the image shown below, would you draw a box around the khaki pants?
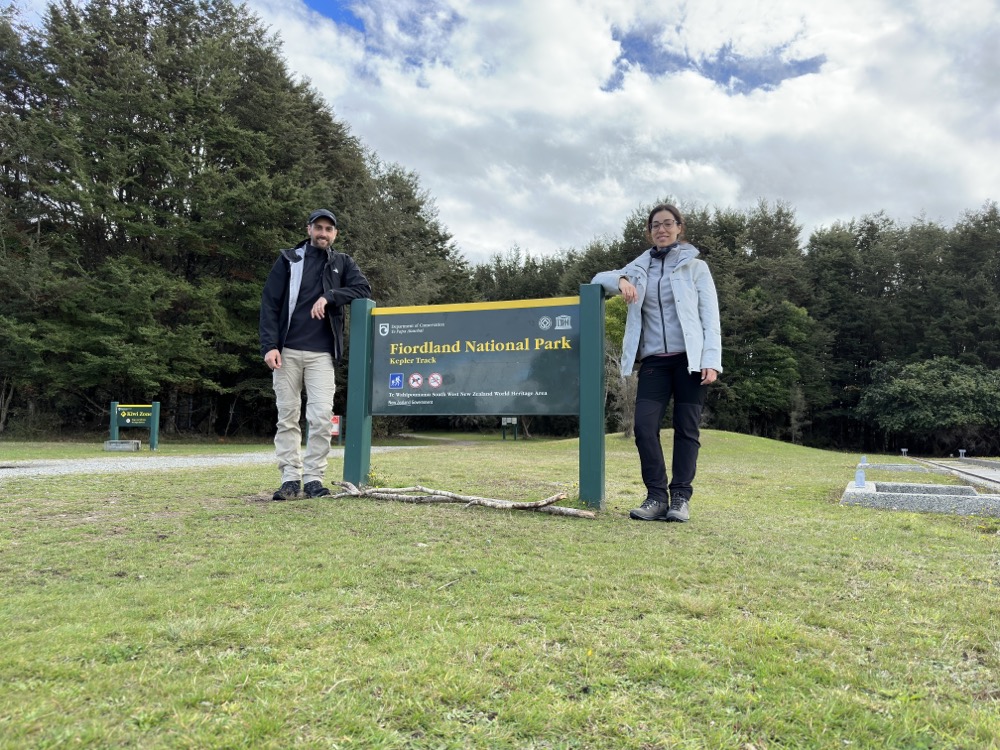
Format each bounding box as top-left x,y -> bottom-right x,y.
272,348 -> 336,484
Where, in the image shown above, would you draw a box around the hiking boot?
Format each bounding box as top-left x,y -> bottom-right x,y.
629,496 -> 671,521
272,480 -> 301,501
303,480 -> 331,498
666,496 -> 690,523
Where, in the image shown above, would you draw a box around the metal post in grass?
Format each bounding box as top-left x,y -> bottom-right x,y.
578,283 -> 606,509
344,298 -> 376,486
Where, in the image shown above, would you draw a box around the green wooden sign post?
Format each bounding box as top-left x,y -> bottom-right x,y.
345,299 -> 376,487
578,283 -> 606,507
343,285 -> 606,508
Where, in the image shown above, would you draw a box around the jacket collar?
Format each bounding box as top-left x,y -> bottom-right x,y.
645,242 -> 699,265
282,240 -> 334,264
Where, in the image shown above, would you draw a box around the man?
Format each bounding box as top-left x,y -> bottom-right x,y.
259,208 -> 372,500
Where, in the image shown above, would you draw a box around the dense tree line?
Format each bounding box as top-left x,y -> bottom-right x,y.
0,0 -> 465,437
2,0 -> 997,454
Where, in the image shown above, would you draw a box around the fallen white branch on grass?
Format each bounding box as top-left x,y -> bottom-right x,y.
330,482 -> 596,519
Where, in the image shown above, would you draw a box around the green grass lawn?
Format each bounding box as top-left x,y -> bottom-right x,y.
1,432 -> 998,749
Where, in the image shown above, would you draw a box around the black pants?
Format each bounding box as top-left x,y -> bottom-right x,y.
633,355 -> 706,502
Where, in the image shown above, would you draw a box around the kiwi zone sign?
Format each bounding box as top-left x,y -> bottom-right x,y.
109,401 -> 161,450
371,298 -> 580,416
344,287 -> 608,508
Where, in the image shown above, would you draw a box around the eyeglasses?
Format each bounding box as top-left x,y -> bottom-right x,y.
650,220 -> 679,230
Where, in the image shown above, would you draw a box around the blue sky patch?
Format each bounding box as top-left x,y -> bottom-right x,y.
604,27 -> 825,94
302,0 -> 365,33
303,0 -> 465,73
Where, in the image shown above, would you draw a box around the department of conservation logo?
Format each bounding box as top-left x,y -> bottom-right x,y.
379,323 -> 389,336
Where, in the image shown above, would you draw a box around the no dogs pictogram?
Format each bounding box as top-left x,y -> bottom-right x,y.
408,373 -> 423,388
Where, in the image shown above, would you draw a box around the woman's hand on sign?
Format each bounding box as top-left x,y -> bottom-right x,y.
618,277 -> 638,304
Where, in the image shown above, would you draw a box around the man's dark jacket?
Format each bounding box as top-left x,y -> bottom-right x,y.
259,238 -> 372,360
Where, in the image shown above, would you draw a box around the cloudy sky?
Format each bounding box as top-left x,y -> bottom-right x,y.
22,0 -> 1000,262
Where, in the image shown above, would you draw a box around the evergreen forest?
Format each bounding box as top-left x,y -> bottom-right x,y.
2,0 -> 999,454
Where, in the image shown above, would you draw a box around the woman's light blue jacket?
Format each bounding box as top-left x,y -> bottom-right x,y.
591,243 -> 723,377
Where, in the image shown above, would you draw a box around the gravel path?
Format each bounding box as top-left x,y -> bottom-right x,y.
0,446 -> 418,482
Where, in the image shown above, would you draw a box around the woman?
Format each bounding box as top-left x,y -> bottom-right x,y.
592,204 -> 722,522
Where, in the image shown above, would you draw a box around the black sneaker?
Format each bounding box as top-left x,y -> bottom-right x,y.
303,480 -> 331,498
272,480 -> 301,501
629,496 -> 670,521
666,496 -> 690,523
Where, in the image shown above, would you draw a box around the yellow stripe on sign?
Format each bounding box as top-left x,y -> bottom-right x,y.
117,404 -> 153,408
372,296 -> 580,316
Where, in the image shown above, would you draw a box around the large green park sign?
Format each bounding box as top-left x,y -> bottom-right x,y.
344,286 -> 607,508
371,298 -> 580,416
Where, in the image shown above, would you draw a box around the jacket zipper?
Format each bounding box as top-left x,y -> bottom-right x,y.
657,256 -> 668,353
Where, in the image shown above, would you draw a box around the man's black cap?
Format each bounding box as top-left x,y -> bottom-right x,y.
308,209 -> 337,226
